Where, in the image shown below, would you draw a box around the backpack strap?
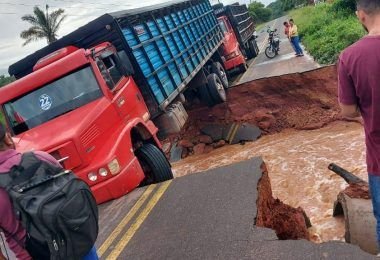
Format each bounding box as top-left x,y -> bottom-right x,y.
0,152 -> 42,189
0,173 -> 13,189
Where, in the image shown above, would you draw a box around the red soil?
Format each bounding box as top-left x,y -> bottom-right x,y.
183,65 -> 339,138
256,163 -> 311,240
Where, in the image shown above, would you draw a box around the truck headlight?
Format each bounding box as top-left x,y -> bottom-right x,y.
99,168 -> 108,177
108,159 -> 120,175
88,172 -> 98,182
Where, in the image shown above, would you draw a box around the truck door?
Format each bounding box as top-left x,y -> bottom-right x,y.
95,50 -> 148,121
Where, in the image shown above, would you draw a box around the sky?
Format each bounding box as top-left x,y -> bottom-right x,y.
0,0 -> 272,76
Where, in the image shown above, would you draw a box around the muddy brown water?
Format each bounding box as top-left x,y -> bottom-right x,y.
172,121 -> 366,242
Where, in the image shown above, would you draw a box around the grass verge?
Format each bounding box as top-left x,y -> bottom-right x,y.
289,4 -> 365,64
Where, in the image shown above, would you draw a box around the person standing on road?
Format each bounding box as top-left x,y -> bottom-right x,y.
0,123 -> 99,260
284,21 -> 290,37
338,0 -> 380,256
284,21 -> 296,51
289,19 -> 304,57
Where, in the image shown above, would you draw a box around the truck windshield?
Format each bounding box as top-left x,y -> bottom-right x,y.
4,66 -> 103,135
218,20 -> 228,34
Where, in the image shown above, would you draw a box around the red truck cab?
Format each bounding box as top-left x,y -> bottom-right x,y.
0,42 -> 173,204
218,16 -> 247,73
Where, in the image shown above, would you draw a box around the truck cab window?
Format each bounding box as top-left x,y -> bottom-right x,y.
4,66 -> 102,135
102,55 -> 123,88
218,20 -> 228,34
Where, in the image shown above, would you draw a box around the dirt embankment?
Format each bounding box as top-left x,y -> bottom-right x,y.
256,162 -> 311,240
165,65 -> 340,158
343,182 -> 370,200
184,65 -> 339,137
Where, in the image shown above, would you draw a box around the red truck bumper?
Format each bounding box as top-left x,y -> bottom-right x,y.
91,157 -> 145,204
224,54 -> 246,71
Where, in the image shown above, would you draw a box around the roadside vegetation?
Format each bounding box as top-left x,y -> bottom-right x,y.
288,0 -> 365,64
0,75 -> 14,87
249,1 -> 273,24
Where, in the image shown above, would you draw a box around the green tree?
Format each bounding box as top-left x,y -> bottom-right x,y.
249,1 -> 273,24
20,5 -> 66,46
267,0 -> 284,19
332,0 -> 357,14
0,75 -> 15,87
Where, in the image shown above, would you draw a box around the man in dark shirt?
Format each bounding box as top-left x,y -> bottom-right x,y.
338,0 -> 380,254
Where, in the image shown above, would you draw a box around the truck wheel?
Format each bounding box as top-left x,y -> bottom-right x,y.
254,40 -> 260,55
211,62 -> 229,89
136,143 -> 173,185
248,39 -> 258,58
207,73 -> 226,104
198,84 -> 216,107
239,62 -> 248,73
245,45 -> 254,59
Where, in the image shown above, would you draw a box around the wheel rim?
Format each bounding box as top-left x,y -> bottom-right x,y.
265,46 -> 276,58
216,79 -> 226,101
219,68 -> 227,82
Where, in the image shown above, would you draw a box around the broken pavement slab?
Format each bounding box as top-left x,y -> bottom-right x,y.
169,142 -> 183,162
201,123 -> 262,145
96,158 -> 375,259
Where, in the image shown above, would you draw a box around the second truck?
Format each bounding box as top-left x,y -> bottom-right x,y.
214,2 -> 259,72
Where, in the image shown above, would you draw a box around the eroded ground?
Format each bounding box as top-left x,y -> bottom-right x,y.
170,66 -> 367,242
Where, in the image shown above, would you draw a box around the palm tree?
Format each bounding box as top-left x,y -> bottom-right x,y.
20,5 -> 66,46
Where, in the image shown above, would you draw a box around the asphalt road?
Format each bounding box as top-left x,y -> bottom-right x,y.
234,16 -> 320,85
95,158 -> 375,259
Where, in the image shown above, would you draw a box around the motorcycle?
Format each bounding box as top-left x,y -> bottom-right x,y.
265,28 -> 280,59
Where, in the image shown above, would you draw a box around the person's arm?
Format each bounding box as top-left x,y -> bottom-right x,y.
0,190 -> 32,260
338,57 -> 360,118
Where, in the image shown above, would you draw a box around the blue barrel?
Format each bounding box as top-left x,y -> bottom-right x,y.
120,0 -> 223,107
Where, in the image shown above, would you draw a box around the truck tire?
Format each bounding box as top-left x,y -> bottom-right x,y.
198,84 -> 216,107
239,62 -> 248,73
207,73 -> 226,104
245,45 -> 254,59
254,40 -> 260,55
211,62 -> 229,89
136,143 -> 173,185
248,39 -> 258,59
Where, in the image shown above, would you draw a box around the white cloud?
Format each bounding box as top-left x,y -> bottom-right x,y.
0,0 -> 271,76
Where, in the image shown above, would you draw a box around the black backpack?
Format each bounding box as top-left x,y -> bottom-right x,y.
0,152 -> 98,260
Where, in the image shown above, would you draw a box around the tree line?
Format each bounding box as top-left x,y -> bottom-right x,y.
249,0 -> 314,25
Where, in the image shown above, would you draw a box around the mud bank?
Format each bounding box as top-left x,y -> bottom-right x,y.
256,162 -> 311,240
164,65 -> 340,159
184,65 -> 339,137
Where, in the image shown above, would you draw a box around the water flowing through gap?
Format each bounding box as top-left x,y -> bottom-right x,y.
172,121 -> 366,242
